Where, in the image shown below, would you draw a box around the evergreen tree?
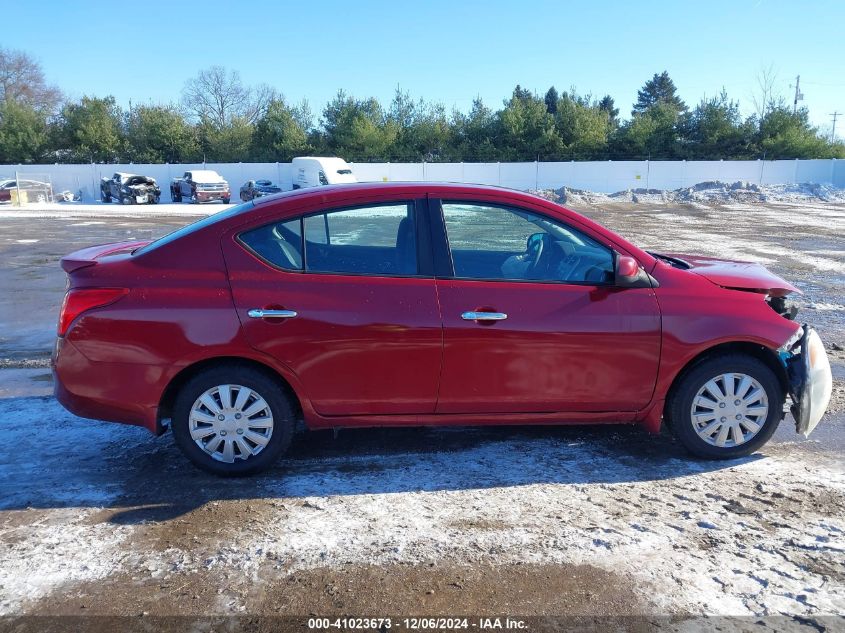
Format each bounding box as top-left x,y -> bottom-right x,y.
57,96 -> 125,162
320,91 -> 397,160
511,85 -> 533,102
633,71 -> 686,115
682,91 -> 754,159
126,104 -> 198,163
555,92 -> 610,159
544,87 -> 559,115
452,97 -> 498,161
251,98 -> 311,161
598,95 -> 619,128
0,100 -> 50,163
196,116 -> 254,162
754,106 -> 833,159
498,91 -> 562,160
612,103 -> 682,159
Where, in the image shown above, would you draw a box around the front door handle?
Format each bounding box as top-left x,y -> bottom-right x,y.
461,311 -> 508,321
248,309 -> 298,319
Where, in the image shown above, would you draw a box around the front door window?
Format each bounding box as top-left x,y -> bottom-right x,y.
441,202 -> 614,284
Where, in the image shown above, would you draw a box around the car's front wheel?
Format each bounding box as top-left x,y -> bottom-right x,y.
171,366 -> 295,476
667,354 -> 784,459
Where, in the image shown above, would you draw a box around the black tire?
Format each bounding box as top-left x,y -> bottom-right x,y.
171,365 -> 296,476
667,354 -> 784,459
222,197 -> 231,204
172,189 -> 182,202
102,191 -> 111,203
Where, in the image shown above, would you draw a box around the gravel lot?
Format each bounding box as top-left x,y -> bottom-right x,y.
0,196 -> 843,627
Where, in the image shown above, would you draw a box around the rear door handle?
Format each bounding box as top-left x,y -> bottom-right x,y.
248,309 -> 298,319
461,311 -> 508,321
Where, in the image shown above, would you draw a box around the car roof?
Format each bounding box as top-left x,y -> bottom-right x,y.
253,181 -> 542,207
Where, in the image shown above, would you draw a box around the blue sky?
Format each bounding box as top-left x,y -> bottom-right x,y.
9,0 -> 845,135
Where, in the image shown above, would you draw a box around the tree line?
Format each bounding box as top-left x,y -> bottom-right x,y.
0,47 -> 842,165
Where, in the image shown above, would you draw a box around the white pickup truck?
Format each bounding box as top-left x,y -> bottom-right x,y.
170,170 -> 231,204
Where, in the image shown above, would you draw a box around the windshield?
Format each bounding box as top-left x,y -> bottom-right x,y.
134,202 -> 253,255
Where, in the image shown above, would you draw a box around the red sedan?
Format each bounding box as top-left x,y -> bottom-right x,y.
52,183 -> 833,475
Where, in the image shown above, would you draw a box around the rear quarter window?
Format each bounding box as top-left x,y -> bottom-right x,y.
239,218 -> 303,271
134,202 -> 253,256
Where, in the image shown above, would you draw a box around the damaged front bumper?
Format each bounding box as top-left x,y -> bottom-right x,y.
126,186 -> 160,204
781,325 -> 833,437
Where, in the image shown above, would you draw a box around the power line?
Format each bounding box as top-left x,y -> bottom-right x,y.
832,111 -> 842,142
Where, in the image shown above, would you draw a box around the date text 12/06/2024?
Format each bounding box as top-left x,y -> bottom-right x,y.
307,616 -> 528,630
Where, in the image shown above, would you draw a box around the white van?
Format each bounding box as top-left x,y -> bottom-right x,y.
291,157 -> 357,189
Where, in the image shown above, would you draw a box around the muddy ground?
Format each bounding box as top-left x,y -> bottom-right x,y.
0,199 -> 843,629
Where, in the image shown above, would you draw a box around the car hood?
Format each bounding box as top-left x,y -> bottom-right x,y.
662,253 -> 801,297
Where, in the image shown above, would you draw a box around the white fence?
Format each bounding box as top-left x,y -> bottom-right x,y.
0,159 -> 841,201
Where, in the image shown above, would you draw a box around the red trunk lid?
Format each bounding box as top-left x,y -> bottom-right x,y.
60,240 -> 151,273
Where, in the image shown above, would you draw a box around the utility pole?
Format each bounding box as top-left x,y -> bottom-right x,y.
792,75 -> 803,114
831,111 -> 841,142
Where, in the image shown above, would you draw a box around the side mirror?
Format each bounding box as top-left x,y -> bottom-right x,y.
615,254 -> 655,288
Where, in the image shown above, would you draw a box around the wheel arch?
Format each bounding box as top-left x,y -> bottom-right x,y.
663,340 -> 788,428
157,356 -> 304,431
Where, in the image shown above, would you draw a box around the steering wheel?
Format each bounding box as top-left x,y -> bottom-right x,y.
525,233 -> 553,279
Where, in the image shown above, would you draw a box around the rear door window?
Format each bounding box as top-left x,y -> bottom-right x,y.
304,202 -> 417,276
236,202 -> 419,277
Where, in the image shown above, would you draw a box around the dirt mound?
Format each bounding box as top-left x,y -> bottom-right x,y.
533,181 -> 845,205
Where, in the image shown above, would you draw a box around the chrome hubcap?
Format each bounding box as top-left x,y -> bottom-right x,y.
189,384 -> 274,463
690,372 -> 769,447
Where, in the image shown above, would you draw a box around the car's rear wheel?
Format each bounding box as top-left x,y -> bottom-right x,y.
171,366 -> 295,476
102,191 -> 111,203
667,354 -> 784,459
172,190 -> 182,202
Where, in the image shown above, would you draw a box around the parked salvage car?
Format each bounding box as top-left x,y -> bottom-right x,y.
53,183 -> 832,475
0,178 -> 53,203
170,170 -> 230,204
100,172 -> 161,204
240,179 -> 282,201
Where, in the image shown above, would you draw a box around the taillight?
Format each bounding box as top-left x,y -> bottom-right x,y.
58,288 -> 128,336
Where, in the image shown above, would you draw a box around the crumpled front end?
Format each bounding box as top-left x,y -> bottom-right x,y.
781,325 -> 833,437
124,179 -> 161,204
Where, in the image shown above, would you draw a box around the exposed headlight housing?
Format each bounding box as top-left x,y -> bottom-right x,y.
777,325 -> 804,355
